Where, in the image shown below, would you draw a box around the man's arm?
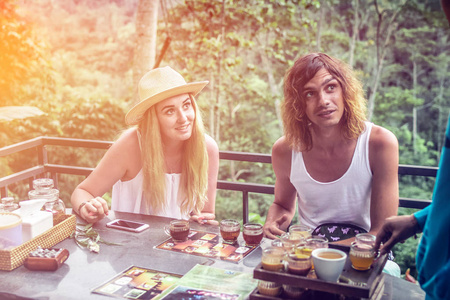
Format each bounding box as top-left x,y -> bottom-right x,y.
263,137 -> 298,239
368,125 -> 400,236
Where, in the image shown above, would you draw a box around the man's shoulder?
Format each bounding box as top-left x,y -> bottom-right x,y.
272,136 -> 294,162
273,136 -> 290,152
368,125 -> 398,155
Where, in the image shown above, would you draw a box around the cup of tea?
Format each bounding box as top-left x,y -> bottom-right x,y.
280,232 -> 304,253
164,219 -> 190,242
261,246 -> 285,272
355,233 -> 376,246
311,248 -> 347,282
289,224 -> 312,240
349,241 -> 375,271
243,223 -> 263,246
219,219 -> 240,244
297,236 -> 328,256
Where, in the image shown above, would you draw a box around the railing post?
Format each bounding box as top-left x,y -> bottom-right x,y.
37,139 -> 51,187
243,191 -> 249,224
1,187 -> 7,198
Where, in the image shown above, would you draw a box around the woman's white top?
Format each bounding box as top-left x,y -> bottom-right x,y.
111,170 -> 190,220
290,122 -> 373,232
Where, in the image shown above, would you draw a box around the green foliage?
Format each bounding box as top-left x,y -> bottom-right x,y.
2,0 -> 449,280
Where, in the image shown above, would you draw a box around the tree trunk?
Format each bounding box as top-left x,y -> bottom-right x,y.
367,1 -> 401,120
316,4 -> 324,52
412,60 -> 417,154
260,49 -> 283,134
132,0 -> 159,104
348,0 -> 359,67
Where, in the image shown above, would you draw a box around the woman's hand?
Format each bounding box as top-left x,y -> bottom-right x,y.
374,215 -> 420,256
190,212 -> 218,226
79,197 -> 109,223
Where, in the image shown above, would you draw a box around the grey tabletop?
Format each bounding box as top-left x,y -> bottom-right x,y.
0,211 -> 425,300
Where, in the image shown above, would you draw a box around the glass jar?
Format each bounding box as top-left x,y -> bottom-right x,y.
257,280 -> 281,297
289,224 -> 313,240
286,252 -> 312,276
28,178 -> 66,225
261,246 -> 285,272
0,197 -> 20,212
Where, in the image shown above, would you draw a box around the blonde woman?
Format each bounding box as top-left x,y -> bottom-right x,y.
71,67 -> 219,225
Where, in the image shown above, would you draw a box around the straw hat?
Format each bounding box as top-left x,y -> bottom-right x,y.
125,66 -> 209,125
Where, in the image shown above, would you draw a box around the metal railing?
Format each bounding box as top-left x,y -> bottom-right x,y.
0,137 -> 437,223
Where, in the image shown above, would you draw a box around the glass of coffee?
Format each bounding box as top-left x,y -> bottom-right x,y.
219,219 -> 240,244
164,219 -> 190,242
243,223 -> 263,246
261,246 -> 285,272
286,252 -> 312,276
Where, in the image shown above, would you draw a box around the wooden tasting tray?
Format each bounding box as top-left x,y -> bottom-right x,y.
250,244 -> 387,300
0,214 -> 76,271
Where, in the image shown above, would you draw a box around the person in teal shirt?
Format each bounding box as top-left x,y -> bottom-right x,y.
375,113 -> 450,300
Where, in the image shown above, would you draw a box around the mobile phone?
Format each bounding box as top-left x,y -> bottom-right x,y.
106,219 -> 150,233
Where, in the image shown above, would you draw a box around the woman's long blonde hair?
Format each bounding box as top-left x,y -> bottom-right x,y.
138,94 -> 209,216
282,53 -> 367,152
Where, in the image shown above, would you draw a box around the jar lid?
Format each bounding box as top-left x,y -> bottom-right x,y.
28,188 -> 59,200
1,197 -> 15,206
32,178 -> 54,190
0,213 -> 22,229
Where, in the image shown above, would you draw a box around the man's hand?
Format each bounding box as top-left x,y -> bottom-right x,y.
374,215 -> 420,256
263,214 -> 289,239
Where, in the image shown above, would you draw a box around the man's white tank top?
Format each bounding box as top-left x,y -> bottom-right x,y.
111,170 -> 190,220
290,122 -> 373,232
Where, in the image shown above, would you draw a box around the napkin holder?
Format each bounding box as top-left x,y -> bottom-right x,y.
17,200 -> 53,243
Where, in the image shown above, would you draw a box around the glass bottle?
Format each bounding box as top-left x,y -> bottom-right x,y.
0,196 -> 20,212
28,178 -> 66,225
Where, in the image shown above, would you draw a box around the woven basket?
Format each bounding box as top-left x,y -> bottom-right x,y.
0,214 -> 76,271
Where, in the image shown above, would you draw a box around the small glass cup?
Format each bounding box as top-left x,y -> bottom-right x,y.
349,241 -> 375,271
355,233 -> 376,246
257,280 -> 281,297
280,232 -> 304,253
282,285 -> 306,299
286,252 -> 312,276
261,246 -> 285,272
298,236 -> 328,269
164,219 -> 190,242
300,236 -> 328,253
243,223 -> 263,246
219,219 -> 240,244
289,224 -> 313,240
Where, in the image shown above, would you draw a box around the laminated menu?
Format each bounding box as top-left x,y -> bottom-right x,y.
155,230 -> 258,263
92,266 -> 182,299
157,264 -> 257,300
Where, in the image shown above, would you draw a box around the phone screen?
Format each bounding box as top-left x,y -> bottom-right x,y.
112,220 -> 145,229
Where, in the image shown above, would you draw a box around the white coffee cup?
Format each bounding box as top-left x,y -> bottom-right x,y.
312,248 -> 347,282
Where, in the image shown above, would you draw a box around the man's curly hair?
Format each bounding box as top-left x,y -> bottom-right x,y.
282,53 -> 367,152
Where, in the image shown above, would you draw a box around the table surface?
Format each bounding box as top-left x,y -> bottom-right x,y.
0,211 -> 426,300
